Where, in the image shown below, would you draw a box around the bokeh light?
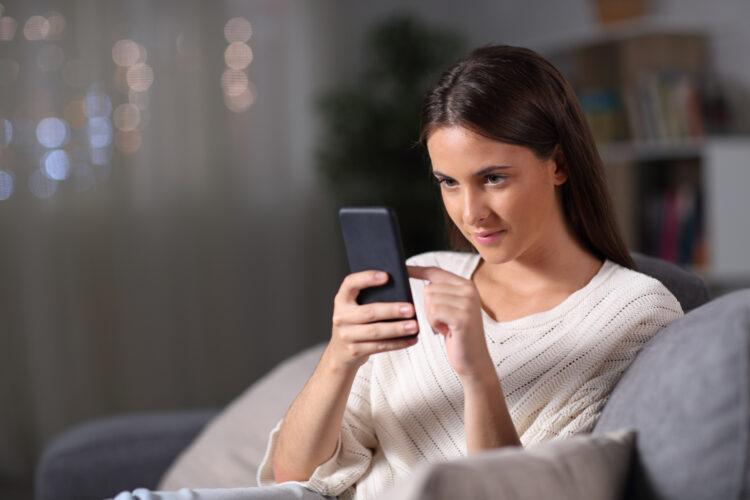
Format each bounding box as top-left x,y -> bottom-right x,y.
0,16 -> 17,41
221,69 -> 248,97
0,169 -> 13,201
126,63 -> 154,92
42,149 -> 70,180
36,117 -> 69,148
84,89 -> 112,118
45,11 -> 65,39
37,44 -> 65,72
224,17 -> 252,43
224,42 -> 253,70
0,58 -> 20,86
113,103 -> 140,131
29,169 -> 57,198
0,118 -> 12,146
115,129 -> 141,154
224,83 -> 257,113
23,15 -> 50,41
112,39 -> 140,67
86,117 -> 113,148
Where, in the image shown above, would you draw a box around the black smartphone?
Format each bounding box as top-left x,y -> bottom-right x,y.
338,207 -> 417,336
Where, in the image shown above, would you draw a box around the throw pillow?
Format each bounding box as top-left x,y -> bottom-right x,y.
158,342 -> 327,489
381,429 -> 635,500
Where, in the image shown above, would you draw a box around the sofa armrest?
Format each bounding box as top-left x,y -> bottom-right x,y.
34,408 -> 219,500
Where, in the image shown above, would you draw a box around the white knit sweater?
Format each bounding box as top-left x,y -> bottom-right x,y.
257,251 -> 684,499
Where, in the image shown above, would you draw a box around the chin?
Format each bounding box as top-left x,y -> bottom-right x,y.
472,245 -> 514,264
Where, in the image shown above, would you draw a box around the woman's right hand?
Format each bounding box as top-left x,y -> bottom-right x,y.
326,270 -> 419,371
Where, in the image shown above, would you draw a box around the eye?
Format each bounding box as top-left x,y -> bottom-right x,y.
433,175 -> 506,188
433,177 -> 457,188
485,174 -> 507,185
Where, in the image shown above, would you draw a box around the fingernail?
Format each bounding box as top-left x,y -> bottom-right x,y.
375,272 -> 387,281
399,305 -> 412,316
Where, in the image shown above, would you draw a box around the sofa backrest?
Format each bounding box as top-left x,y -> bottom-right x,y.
631,252 -> 711,312
594,289 -> 750,500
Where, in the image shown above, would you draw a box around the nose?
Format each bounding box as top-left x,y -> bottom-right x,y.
462,188 -> 491,227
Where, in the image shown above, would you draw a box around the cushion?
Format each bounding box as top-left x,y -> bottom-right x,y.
594,289 -> 750,500
631,252 -> 710,312
380,429 -> 635,500
158,342 -> 327,489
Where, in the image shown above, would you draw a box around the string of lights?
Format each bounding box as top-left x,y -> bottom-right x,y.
0,5 -> 257,202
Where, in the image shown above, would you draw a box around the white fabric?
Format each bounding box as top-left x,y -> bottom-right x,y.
257,251 -> 683,500
111,482 -> 333,500
382,429 -> 635,500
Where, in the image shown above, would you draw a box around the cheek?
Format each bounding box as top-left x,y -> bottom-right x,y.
441,193 -> 462,222
513,181 -> 557,228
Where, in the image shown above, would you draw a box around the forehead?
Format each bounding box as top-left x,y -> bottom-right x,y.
426,126 -> 533,171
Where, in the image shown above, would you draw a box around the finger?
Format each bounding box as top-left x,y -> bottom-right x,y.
341,319 -> 420,342
407,265 -> 465,286
336,270 -> 389,304
347,335 -> 419,358
425,294 -> 473,311
425,302 -> 465,334
333,301 -> 415,327
423,282 -> 474,299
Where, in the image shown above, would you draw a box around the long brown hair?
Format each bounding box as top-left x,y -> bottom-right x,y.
419,44 -> 634,269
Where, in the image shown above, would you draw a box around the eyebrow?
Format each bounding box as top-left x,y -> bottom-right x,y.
431,165 -> 513,178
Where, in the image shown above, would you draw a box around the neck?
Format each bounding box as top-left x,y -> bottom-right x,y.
475,217 -> 603,297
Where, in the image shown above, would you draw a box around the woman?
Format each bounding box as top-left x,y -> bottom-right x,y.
114,45 -> 683,500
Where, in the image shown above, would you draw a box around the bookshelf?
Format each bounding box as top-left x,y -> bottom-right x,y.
546,29 -> 750,288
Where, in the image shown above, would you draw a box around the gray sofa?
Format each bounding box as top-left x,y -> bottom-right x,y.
35,253 -> 750,500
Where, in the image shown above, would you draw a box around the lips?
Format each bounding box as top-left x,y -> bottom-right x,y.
473,230 -> 503,237
472,229 -> 506,245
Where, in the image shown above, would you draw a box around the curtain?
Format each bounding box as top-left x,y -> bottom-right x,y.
0,0 -> 344,486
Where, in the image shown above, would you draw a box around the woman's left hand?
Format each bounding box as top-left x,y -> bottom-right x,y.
407,265 -> 494,381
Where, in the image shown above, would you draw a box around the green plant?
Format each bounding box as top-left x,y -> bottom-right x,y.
316,14 -> 465,257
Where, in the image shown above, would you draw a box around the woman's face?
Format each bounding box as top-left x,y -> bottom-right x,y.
426,125 -> 567,265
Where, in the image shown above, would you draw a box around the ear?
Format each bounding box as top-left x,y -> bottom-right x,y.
551,145 -> 568,186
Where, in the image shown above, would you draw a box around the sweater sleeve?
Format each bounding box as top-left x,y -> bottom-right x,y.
525,281 -> 684,443
256,360 -> 377,498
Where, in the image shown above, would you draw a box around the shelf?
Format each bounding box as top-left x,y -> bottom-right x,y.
533,21 -> 750,293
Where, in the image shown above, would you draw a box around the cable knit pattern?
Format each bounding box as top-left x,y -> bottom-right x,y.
257,251 -> 684,500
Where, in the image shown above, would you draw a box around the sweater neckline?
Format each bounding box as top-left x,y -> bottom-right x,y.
462,252 -> 615,330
